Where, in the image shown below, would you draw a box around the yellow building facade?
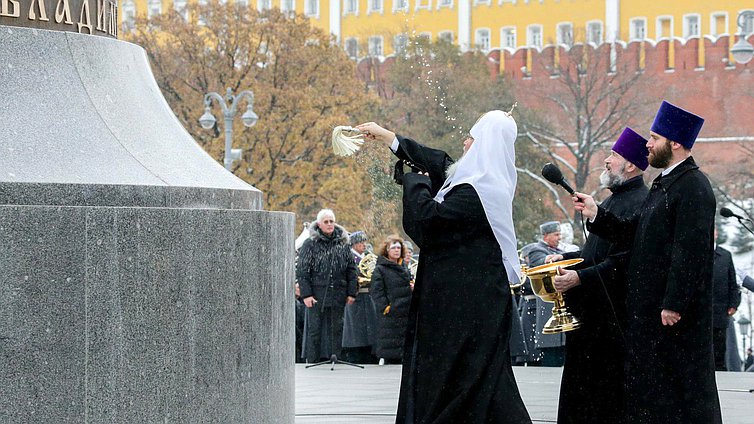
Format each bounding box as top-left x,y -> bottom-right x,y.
120,0 -> 753,57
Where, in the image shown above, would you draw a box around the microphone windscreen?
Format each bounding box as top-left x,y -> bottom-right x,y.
541,163 -> 563,184
720,207 -> 734,218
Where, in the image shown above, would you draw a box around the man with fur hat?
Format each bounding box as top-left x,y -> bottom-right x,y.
522,222 -> 566,366
297,209 -> 358,363
549,128 -> 650,423
572,102 -> 721,423
341,231 -> 379,363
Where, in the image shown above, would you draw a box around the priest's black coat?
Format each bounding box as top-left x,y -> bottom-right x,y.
392,136 -> 531,424
557,175 -> 648,424
587,157 -> 721,424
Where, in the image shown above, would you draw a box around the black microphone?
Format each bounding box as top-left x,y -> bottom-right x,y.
542,163 -> 575,195
720,207 -> 748,221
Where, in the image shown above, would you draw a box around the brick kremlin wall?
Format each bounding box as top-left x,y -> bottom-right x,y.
356,35 -> 754,194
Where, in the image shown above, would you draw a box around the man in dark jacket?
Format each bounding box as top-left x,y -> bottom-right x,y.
550,128 -> 649,423
711,229 -> 740,370
572,101 -> 722,423
521,222 -> 564,366
297,209 -> 358,363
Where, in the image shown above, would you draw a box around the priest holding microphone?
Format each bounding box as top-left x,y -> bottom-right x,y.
569,101 -> 721,424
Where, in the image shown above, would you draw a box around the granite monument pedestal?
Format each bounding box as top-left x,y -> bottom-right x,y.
0,25 -> 294,423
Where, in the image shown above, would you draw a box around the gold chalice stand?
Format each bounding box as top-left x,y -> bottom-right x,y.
525,258 -> 584,334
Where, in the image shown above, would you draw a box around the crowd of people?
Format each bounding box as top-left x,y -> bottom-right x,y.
292,101 -> 753,423
294,210 -> 416,366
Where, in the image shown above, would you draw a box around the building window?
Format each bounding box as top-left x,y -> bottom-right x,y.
236,0 -> 249,6
393,0 -> 408,12
556,22 -> 572,46
527,24 -> 542,49
499,0 -> 515,4
710,12 -> 728,36
437,0 -> 451,7
438,31 -> 454,43
122,0 -> 136,28
258,0 -> 271,11
305,0 -> 318,17
587,21 -> 603,44
656,16 -> 673,39
345,38 -> 359,58
368,0 -> 383,13
393,33 -> 408,54
742,10 -> 754,36
501,26 -> 516,49
683,14 -> 700,38
415,0 -> 430,10
280,0 -> 294,12
147,0 -> 162,19
368,36 -> 384,56
630,17 -> 646,40
475,28 -> 491,52
344,0 -> 357,14
474,0 -> 490,5
173,0 -> 188,19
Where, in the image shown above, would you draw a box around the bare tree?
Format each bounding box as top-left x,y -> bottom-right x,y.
520,43 -> 650,192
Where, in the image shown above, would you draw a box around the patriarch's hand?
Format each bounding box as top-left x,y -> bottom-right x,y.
355,122 -> 395,146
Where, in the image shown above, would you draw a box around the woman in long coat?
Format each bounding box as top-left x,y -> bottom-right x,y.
358,112 -> 531,424
371,235 -> 413,363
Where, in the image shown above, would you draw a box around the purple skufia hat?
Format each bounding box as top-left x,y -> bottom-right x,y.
650,101 -> 704,149
612,127 -> 649,171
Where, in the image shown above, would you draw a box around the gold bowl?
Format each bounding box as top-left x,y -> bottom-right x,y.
525,258 -> 583,334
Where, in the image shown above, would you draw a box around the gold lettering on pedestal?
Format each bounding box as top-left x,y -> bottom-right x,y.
106,1 -> 115,37
112,3 -> 117,37
55,0 -> 73,24
77,0 -> 91,33
0,0 -> 21,18
95,0 -> 104,31
28,0 -> 50,21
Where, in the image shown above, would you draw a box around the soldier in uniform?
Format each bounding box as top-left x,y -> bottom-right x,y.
520,221 -> 564,366
342,231 -> 379,363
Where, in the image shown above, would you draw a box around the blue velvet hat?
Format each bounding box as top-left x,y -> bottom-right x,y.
650,101 -> 704,149
612,127 -> 649,171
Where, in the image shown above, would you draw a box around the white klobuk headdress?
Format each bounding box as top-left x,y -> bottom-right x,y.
434,110 -> 520,283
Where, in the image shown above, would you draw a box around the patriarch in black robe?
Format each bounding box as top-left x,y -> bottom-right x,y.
571,102 -> 722,424
357,111 -> 531,424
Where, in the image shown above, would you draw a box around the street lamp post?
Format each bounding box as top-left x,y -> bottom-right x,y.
738,316 -> 751,370
731,10 -> 754,65
199,87 -> 259,171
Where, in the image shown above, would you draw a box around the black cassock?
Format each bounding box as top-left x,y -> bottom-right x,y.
557,175 -> 648,424
587,157 -> 721,424
392,135 -> 531,424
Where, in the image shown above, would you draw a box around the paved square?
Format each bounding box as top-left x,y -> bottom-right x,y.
296,364 -> 754,423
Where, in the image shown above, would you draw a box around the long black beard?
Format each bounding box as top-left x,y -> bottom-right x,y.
649,143 -> 673,169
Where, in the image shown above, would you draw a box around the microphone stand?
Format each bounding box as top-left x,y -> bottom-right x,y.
305,275 -> 364,371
